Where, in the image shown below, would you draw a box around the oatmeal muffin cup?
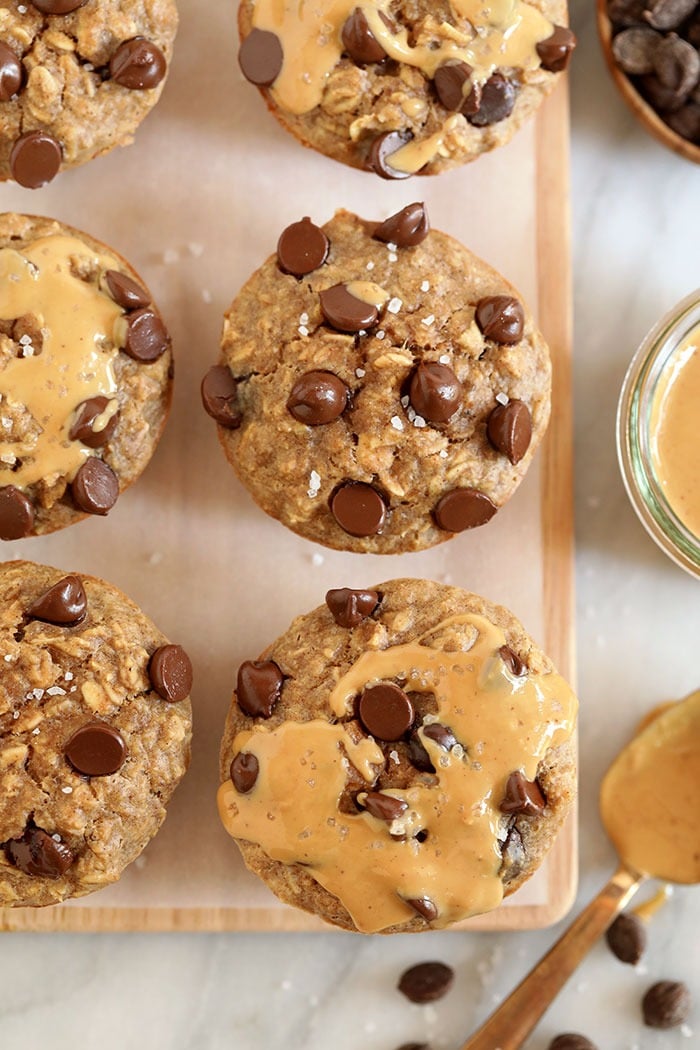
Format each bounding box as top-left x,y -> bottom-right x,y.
218,578 -> 578,934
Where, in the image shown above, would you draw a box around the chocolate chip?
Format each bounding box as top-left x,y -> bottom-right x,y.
537,25 -> 577,73
475,295 -> 525,344
237,660 -> 283,718
0,486 -> 34,540
149,644 -> 193,703
396,1044 -> 431,1050
201,365 -> 242,428
341,8 -> 386,65
331,482 -> 387,537
548,1036 -> 598,1050
639,71 -> 686,112
104,270 -> 150,310
500,770 -> 546,816
499,823 -> 525,877
398,962 -> 454,1003
30,0 -> 87,11
487,399 -> 532,464
287,371 -> 349,424
359,681 -> 414,740
644,0 -> 697,31
406,896 -> 438,921
499,644 -> 527,676
27,575 -> 87,627
434,61 -> 472,109
434,488 -> 497,532
239,28 -> 283,86
652,33 -> 699,99
368,130 -> 413,179
10,130 -> 62,189
0,42 -> 23,101
642,980 -> 691,1028
6,826 -> 73,878
109,37 -> 167,90
69,397 -> 120,449
466,73 -> 517,126
230,751 -> 259,793
666,101 -> 700,139
373,202 -> 430,247
320,284 -> 380,333
70,458 -> 119,516
611,27 -> 660,74
423,723 -> 457,750
360,791 -> 408,821
605,911 -> 647,964
277,217 -> 329,277
409,362 -> 462,424
124,307 -> 169,362
65,722 -> 126,776
408,733 -> 435,773
325,587 -> 379,628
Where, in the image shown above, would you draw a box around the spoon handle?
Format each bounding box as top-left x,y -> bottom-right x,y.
461,865 -> 643,1050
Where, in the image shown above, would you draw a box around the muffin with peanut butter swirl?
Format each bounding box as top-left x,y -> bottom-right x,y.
0,213 -> 172,540
236,0 -> 576,176
218,578 -> 577,933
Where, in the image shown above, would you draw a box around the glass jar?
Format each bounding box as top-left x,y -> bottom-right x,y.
617,290 -> 700,579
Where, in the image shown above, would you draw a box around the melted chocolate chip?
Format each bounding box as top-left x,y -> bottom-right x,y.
341,8 -> 386,65
433,488 -> 497,532
124,307 -> 169,362
361,791 -> 408,821
70,458 -> 119,516
230,751 -> 260,793
409,362 -> 462,424
320,284 -> 380,333
487,399 -> 532,464
201,365 -> 242,428
398,961 -> 454,1003
423,723 -> 457,751
27,575 -> 87,627
0,42 -> 23,101
10,130 -> 62,189
65,722 -> 126,776
6,826 -> 73,878
109,37 -> 167,90
239,28 -> 283,86
537,25 -> 577,73
104,270 -> 150,310
408,733 -> 435,773
500,770 -> 546,816
149,644 -> 193,703
373,202 -> 430,247
325,587 -> 379,628
0,486 -> 34,540
406,896 -> 438,921
331,482 -> 387,537
287,371 -> 349,424
368,131 -> 413,179
237,660 -> 284,718
69,397 -> 120,449
499,644 -> 527,677
359,681 -> 414,741
277,217 -> 329,276
434,61 -> 472,110
606,912 -> 647,965
466,72 -> 517,126
476,295 -> 525,344
30,0 -> 87,11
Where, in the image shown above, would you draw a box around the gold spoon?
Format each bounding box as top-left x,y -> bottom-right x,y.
461,689 -> 700,1050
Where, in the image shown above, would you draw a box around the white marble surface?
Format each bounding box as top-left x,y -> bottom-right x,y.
1,6 -> 699,1049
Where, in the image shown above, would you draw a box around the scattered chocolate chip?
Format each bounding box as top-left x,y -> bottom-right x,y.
331,482 -> 387,537
239,28 -> 283,86
642,980 -> 691,1028
537,25 -> 577,73
70,457 -> 119,516
65,722 -> 126,777
373,202 -> 430,247
109,37 -> 167,90
645,0 -> 697,31
548,1036 -> 598,1050
149,644 -> 193,703
360,791 -> 408,821
396,1044 -> 431,1050
487,399 -> 532,464
237,660 -> 284,718
104,270 -> 150,310
359,681 -> 414,740
69,396 -> 120,449
287,371 -> 349,424
27,575 -> 87,627
341,8 -> 386,65
638,70 -> 685,111
398,961 -> 454,1004
124,307 -> 169,362
499,644 -> 527,676
466,73 -> 517,126
320,284 -> 380,333
500,770 -> 546,816
611,27 -> 660,74
277,217 -> 329,276
6,826 -> 74,878
607,0 -> 647,27
409,362 -> 462,424
30,0 -> 87,11
423,723 -> 457,751
406,896 -> 438,921
408,733 -> 435,773
475,295 -> 525,344
201,365 -> 242,428
666,100 -> 700,138
10,130 -> 62,189
434,61 -> 472,110
325,587 -> 379,628
0,42 -> 23,101
434,488 -> 497,532
652,33 -> 699,99
499,823 -> 525,877
230,751 -> 260,793
0,485 -> 34,540
368,130 -> 413,179
605,911 -> 647,964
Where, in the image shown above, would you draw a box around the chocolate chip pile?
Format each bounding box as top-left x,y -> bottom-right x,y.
608,0 -> 700,143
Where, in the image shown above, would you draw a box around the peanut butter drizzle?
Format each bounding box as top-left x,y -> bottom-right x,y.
0,236 -> 124,489
218,614 -> 577,932
386,115 -> 463,174
344,280 -> 390,306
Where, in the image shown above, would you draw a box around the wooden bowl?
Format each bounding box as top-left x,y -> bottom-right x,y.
597,0 -> 700,164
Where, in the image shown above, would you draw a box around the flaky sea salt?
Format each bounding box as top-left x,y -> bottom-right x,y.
439,449 -> 448,458
413,415 -> 427,428
64,671 -> 74,682
387,297 -> 402,314
355,368 -> 365,378
390,415 -> 404,431
299,312 -> 309,325
495,392 -> 509,405
366,260 -> 375,271
307,470 -> 321,498
439,353 -> 450,364
19,335 -> 32,346
46,686 -> 65,696
388,252 -> 398,263
421,315 -> 435,327
61,786 -> 73,795
420,279 -> 430,292
375,330 -> 385,340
